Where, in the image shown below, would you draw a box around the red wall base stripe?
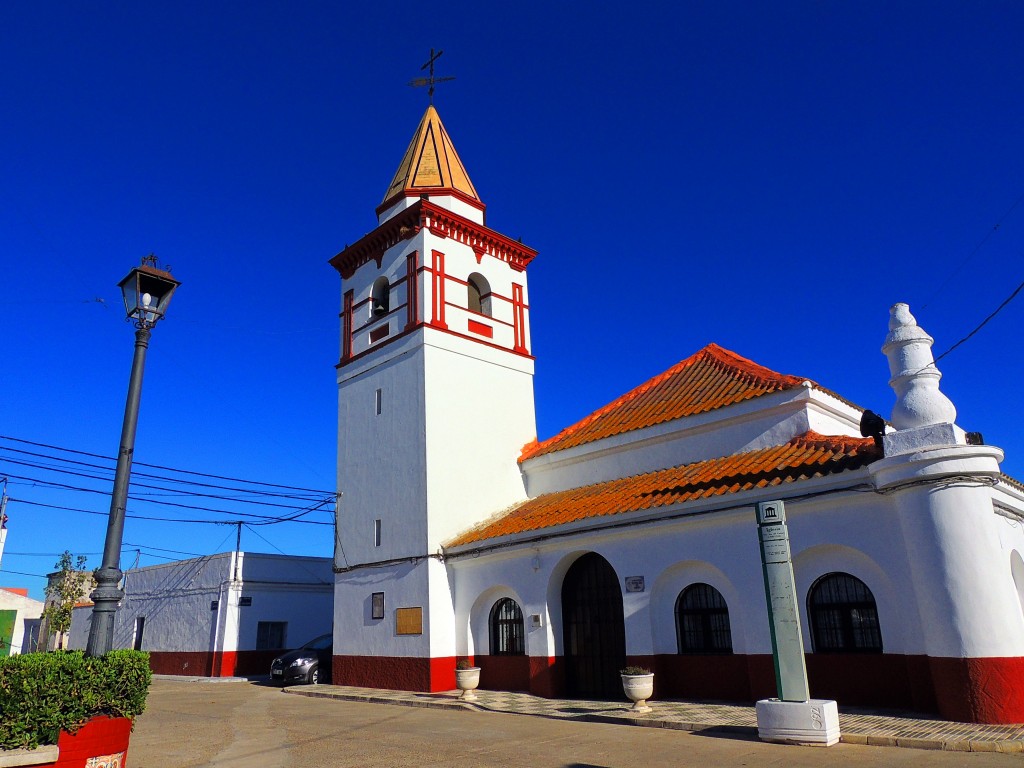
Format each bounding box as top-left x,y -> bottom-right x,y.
330,652 -> 1024,723
148,649 -> 282,677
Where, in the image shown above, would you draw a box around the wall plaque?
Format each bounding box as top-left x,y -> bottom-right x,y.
396,607 -> 423,635
624,576 -> 645,593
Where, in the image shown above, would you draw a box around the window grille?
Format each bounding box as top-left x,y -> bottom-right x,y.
675,583 -> 733,654
808,572 -> 882,653
256,621 -> 287,650
489,597 -> 525,656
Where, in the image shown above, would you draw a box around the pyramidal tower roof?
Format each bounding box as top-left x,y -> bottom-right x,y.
381,105 -> 480,206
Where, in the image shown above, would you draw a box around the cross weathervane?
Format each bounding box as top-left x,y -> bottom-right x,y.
408,48 -> 455,104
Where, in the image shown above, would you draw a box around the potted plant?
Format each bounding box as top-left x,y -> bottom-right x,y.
454,658 -> 481,701
620,666 -> 654,712
0,649 -> 151,766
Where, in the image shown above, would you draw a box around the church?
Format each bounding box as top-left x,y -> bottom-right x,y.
328,105 -> 1024,724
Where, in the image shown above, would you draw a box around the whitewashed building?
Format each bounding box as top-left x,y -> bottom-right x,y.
69,552 -> 332,676
0,522 -> 46,655
0,587 -> 44,656
329,105 -> 1024,723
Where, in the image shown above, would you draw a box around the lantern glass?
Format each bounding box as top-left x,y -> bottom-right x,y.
118,259 -> 180,328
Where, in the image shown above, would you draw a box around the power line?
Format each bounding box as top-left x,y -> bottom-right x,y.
2,472 -> 332,522
7,497 -> 332,526
0,434 -> 335,495
0,568 -> 47,579
934,275 -> 1024,365
0,445 -> 325,501
921,189 -> 1024,311
0,457 -> 329,511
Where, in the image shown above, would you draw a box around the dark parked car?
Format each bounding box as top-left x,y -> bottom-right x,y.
269,633 -> 333,685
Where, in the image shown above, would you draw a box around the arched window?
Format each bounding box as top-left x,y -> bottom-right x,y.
808,572 -> 883,653
675,583 -> 733,654
371,276 -> 390,317
489,597 -> 525,656
467,273 -> 491,316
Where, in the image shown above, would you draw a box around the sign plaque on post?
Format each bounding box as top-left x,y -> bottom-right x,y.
753,499 -> 840,746
755,500 -> 809,702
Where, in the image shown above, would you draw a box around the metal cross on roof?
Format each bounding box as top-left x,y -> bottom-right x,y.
408,48 -> 455,104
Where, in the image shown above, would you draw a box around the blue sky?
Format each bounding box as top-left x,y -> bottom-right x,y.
2,2 -> 1022,600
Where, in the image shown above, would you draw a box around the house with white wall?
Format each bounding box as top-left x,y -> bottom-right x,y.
328,104 -> 1024,724
69,551 -> 332,676
0,587 -> 44,656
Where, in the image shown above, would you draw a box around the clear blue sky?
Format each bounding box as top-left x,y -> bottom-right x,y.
2,2 -> 1022,600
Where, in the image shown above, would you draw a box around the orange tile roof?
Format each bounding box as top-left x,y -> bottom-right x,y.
520,344 -> 808,462
449,431 -> 878,548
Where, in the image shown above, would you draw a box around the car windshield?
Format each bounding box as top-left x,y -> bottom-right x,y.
301,634 -> 332,651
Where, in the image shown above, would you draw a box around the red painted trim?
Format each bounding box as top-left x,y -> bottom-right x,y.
458,306 -> 514,330
431,250 -> 448,329
927,656 -> 1024,724
353,307 -> 405,335
342,290 -> 354,362
477,654 -> 530,692
211,650 -> 238,677
405,250 -> 419,331
376,186 -> 487,218
333,655 -> 457,693
467,319 -> 493,338
331,200 -> 535,280
51,716 -> 132,768
147,649 -> 282,678
512,283 -> 527,353
337,320 -> 536,370
369,324 -> 390,343
419,201 -> 536,271
326,652 -> 1024,723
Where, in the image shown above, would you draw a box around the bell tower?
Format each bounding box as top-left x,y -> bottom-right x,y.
329,106 -> 538,691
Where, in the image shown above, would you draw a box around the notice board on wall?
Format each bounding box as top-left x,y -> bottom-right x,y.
395,607 -> 423,635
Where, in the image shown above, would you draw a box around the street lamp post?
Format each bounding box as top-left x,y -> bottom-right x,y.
86,255 -> 179,657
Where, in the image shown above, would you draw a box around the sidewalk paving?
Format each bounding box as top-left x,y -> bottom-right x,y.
284,683 -> 1024,753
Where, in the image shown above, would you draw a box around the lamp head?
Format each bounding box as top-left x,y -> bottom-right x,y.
118,255 -> 180,329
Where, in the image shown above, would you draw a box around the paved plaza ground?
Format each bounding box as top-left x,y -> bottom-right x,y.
128,678 -> 1024,767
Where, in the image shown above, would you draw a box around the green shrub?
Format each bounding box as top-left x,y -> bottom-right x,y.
620,666 -> 651,676
0,650 -> 152,750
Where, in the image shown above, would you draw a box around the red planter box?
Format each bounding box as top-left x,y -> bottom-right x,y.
19,716 -> 133,768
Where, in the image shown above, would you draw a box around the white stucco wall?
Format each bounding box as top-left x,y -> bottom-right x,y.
68,553 -> 333,653
0,588 -> 44,656
447,469 -> 1024,665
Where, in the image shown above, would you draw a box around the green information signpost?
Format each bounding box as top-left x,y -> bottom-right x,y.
755,499 -> 810,701
754,499 -> 840,746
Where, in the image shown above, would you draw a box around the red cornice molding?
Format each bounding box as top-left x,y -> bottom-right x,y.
421,202 -> 537,272
329,200 -> 537,280
329,206 -> 421,280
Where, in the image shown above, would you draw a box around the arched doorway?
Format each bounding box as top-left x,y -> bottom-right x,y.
561,552 -> 626,698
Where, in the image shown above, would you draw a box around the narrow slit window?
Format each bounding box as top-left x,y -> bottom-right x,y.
374,518 -> 382,547
133,616 -> 146,651
375,388 -> 382,415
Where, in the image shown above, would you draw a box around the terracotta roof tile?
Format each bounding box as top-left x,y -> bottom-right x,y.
449,431 -> 878,548
520,344 -> 808,461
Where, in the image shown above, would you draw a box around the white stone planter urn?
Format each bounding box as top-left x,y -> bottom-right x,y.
455,666 -> 481,701
620,669 -> 654,712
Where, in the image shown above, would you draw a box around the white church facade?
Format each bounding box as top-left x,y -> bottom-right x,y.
329,105 -> 1024,724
